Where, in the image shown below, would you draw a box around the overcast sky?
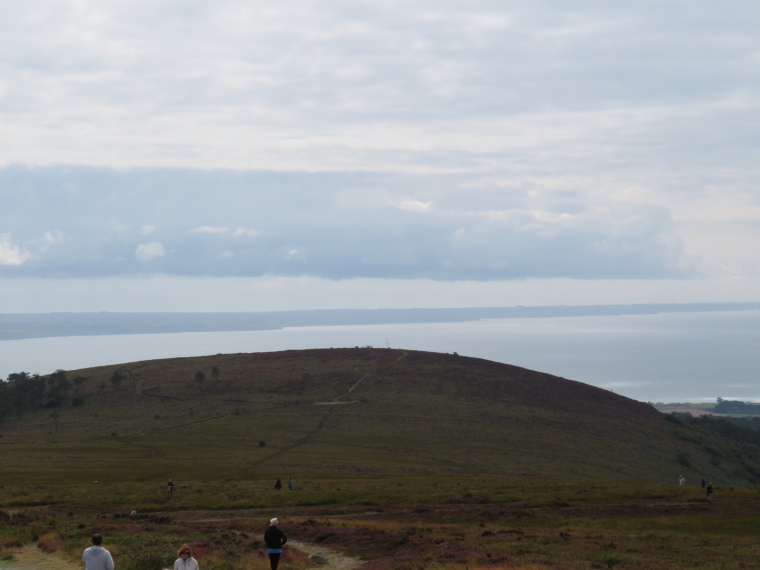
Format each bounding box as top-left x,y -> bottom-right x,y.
2,1 -> 759,312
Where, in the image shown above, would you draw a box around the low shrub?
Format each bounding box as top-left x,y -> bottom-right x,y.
118,536 -> 175,570
37,532 -> 64,553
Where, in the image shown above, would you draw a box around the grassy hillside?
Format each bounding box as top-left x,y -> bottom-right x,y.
1,348 -> 757,485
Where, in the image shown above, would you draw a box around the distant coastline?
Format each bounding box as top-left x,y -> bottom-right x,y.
1,302 -> 759,341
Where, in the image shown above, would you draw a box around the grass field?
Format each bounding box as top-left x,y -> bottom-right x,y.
2,348 -> 760,568
2,474 -> 760,569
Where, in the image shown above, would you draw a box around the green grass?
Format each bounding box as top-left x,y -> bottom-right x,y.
3,348 -> 760,567
2,348 -> 757,485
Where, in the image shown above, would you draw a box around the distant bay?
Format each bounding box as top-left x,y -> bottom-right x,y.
2,302 -> 760,341
1,309 -> 758,404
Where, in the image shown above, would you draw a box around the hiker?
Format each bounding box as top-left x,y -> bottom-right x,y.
82,533 -> 115,570
678,475 -> 685,486
174,544 -> 200,570
168,479 -> 175,494
264,517 -> 287,570
706,482 -> 714,501
288,478 -> 294,490
274,477 -> 282,490
701,477 -> 706,488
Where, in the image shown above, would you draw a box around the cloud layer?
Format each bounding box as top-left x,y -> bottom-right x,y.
1,166 -> 701,280
1,2 -> 759,286
2,1 -> 760,174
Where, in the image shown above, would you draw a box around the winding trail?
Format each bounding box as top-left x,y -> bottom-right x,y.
314,370 -> 370,405
345,371 -> 369,396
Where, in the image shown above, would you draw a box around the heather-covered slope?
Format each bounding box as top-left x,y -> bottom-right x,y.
1,348 -> 755,484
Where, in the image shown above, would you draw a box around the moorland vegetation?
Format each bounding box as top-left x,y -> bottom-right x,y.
2,348 -> 760,568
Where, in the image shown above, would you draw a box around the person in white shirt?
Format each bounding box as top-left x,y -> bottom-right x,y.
174,544 -> 200,570
82,533 -> 115,570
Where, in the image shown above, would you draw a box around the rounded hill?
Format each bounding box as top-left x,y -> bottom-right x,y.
1,348 -> 755,484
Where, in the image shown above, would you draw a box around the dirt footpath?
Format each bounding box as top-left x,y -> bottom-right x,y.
0,541 -> 363,570
288,539 -> 365,569
0,544 -> 81,570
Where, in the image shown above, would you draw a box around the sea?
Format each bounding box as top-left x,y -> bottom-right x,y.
1,310 -> 758,404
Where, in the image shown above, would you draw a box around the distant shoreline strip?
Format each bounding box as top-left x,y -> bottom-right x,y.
1,302 -> 759,342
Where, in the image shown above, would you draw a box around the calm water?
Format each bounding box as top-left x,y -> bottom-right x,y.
1,311 -> 758,404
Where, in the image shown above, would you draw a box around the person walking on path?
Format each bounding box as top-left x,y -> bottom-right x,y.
288,478 -> 294,490
706,482 -> 714,501
701,477 -> 706,488
173,544 -> 200,570
82,533 -> 115,570
264,517 -> 287,570
678,475 -> 685,486
168,479 -> 175,495
274,477 -> 282,490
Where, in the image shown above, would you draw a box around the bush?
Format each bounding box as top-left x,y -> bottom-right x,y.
119,537 -> 175,570
664,414 -> 683,425
36,532 -> 64,553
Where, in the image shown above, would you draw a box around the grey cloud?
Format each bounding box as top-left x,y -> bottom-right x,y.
4,2 -> 758,125
2,0 -> 759,188
0,166 -> 700,280
1,2 -> 756,281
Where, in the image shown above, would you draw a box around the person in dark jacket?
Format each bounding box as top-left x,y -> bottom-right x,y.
264,517 -> 287,570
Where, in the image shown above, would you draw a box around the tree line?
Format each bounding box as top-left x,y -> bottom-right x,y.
0,369 -> 87,424
1,364 -> 221,425
712,398 -> 760,415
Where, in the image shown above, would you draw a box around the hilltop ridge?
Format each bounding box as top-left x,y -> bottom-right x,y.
2,348 -> 758,484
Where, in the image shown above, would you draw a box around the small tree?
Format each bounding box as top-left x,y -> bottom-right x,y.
72,376 -> 88,406
110,370 -> 125,391
47,369 -> 70,407
195,371 -> 206,392
211,365 -> 220,383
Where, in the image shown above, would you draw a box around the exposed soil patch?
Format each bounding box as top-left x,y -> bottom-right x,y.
288,539 -> 365,569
